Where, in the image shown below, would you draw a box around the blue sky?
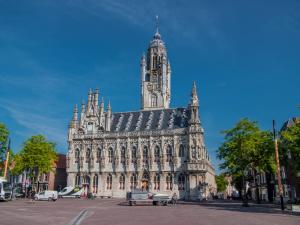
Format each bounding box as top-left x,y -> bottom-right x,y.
0,0 -> 299,172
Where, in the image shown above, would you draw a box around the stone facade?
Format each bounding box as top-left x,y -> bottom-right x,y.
66,27 -> 216,200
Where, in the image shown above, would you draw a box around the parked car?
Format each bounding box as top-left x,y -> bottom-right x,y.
34,190 -> 58,201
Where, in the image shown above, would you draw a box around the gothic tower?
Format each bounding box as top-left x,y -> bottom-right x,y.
141,18 -> 171,110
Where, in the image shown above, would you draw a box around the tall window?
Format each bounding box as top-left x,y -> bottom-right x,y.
75,174 -> 80,186
143,146 -> 148,163
154,146 -> 160,162
107,174 -> 112,190
96,148 -> 101,162
86,148 -> 91,162
179,145 -> 185,158
191,146 -> 197,159
121,147 -> 126,164
75,149 -> 80,163
108,148 -> 114,163
166,174 -> 173,190
178,174 -> 185,190
166,145 -> 172,162
119,174 -> 125,190
151,94 -> 157,107
130,173 -> 138,190
93,175 -> 98,193
87,122 -> 93,134
145,73 -> 150,82
154,174 -> 160,190
132,146 -> 137,163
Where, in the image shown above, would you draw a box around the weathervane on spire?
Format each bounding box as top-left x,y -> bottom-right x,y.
155,15 -> 159,33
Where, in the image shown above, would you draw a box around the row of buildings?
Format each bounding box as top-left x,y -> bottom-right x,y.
222,118 -> 300,203
8,154 -> 67,194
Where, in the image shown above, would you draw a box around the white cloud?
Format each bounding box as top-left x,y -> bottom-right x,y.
0,99 -> 67,150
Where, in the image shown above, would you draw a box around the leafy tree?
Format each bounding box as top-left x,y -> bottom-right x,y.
217,118 -> 275,204
0,123 -> 9,176
215,174 -> 229,193
281,121 -> 300,172
12,135 -> 57,190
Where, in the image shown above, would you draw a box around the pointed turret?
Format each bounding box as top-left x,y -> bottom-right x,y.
94,88 -> 99,107
190,81 -> 199,107
87,88 -> 92,107
99,97 -> 104,114
105,100 -> 112,131
73,104 -> 78,122
189,82 -> 200,124
80,100 -> 85,125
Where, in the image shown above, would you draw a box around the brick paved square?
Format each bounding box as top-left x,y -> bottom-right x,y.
0,199 -> 299,225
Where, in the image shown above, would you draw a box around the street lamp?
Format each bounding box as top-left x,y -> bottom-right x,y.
273,120 -> 284,211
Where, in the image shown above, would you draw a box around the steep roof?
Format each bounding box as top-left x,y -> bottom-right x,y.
110,107 -> 190,133
281,117 -> 300,131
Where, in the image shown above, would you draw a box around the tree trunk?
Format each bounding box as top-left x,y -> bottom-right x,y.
242,174 -> 249,207
254,169 -> 261,204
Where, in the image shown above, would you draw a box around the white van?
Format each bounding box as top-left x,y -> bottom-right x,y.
35,190 -> 58,201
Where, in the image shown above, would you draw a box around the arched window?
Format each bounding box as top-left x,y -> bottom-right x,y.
106,174 -> 112,190
179,145 -> 185,158
154,173 -> 160,190
93,174 -> 98,193
108,148 -> 114,163
75,174 -> 80,187
166,145 -> 172,162
86,148 -> 91,162
154,146 -> 160,162
178,174 -> 185,190
96,148 -> 101,162
130,173 -> 138,190
143,146 -> 148,163
119,174 -> 125,190
83,175 -> 90,186
121,147 -> 126,164
132,146 -> 137,163
145,73 -> 150,82
153,55 -> 158,69
166,174 -> 173,190
151,94 -> 157,107
75,149 -> 80,163
191,146 -> 197,159
87,122 -> 93,134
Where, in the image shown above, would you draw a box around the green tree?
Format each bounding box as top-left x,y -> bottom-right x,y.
281,120 -> 300,171
0,123 -> 9,175
217,118 -> 275,204
12,135 -> 57,190
215,174 -> 229,193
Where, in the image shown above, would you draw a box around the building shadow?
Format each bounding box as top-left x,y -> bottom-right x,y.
179,200 -> 300,216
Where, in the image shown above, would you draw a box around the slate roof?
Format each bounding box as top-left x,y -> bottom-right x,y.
111,108 -> 190,133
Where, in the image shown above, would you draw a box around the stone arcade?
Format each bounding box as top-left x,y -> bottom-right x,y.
66,25 -> 216,200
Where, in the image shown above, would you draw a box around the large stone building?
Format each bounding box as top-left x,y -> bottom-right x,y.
66,25 -> 216,200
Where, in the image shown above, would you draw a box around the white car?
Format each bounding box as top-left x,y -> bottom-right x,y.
35,190 -> 58,201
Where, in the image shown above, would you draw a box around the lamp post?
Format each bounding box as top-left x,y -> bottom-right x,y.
272,120 -> 284,211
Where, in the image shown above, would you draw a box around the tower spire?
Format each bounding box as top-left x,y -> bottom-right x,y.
190,81 -> 199,106
156,15 -> 159,34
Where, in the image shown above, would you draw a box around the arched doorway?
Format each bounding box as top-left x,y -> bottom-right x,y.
141,171 -> 150,191
82,175 -> 90,197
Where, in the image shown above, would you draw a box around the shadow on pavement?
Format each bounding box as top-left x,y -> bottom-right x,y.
178,200 -> 300,216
